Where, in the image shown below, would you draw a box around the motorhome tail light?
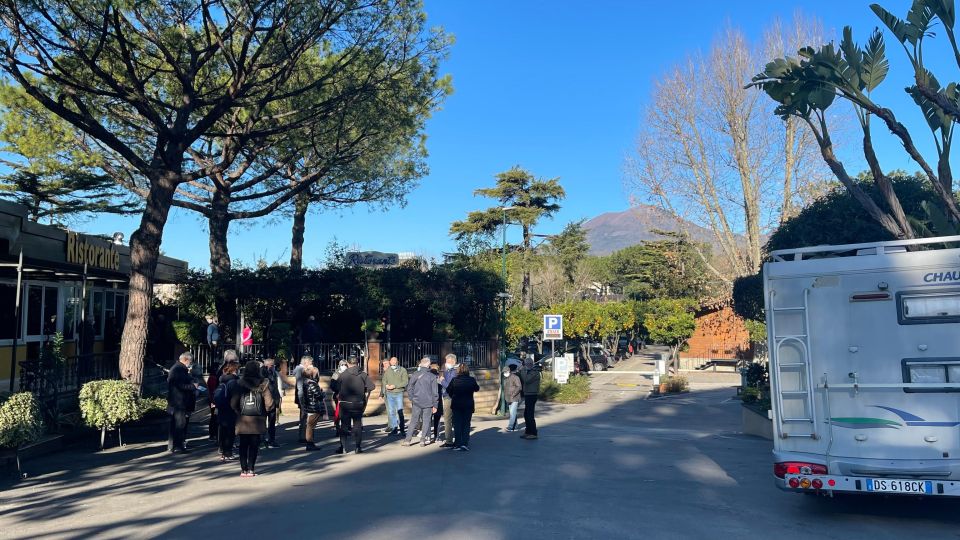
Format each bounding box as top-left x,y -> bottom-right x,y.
850,292 -> 891,302
812,479 -> 823,489
827,479 -> 836,487
788,478 -> 800,488
774,462 -> 828,478
799,478 -> 812,489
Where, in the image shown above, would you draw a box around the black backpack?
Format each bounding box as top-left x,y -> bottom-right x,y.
240,388 -> 266,416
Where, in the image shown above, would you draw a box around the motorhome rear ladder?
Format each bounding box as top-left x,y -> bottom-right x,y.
770,288 -> 818,439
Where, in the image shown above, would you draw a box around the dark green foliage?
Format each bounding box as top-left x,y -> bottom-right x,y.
539,374 -> 591,403
604,231 -> 717,301
175,264 -> 503,344
766,174 -> 936,252
546,221 -> 589,285
732,273 -> 764,322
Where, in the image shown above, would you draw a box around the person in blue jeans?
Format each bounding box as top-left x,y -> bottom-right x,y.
381,357 -> 409,435
503,364 -> 522,432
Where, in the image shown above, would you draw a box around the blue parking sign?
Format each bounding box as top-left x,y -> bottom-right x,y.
543,314 -> 563,339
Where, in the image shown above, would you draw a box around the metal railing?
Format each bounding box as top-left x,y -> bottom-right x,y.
380,341 -> 498,369
19,351 -> 122,427
288,343 -> 367,373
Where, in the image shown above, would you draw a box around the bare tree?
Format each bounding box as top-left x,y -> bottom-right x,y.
626,16 -> 832,282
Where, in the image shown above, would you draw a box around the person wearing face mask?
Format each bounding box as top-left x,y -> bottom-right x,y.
438,353 -> 458,447
503,363 -> 522,432
381,356 -> 408,436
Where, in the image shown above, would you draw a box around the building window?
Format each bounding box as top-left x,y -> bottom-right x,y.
63,286 -> 82,341
25,284 -> 59,339
0,283 -> 17,340
89,290 -> 104,338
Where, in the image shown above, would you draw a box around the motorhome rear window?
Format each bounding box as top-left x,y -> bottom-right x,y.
897,291 -> 960,324
902,359 -> 960,393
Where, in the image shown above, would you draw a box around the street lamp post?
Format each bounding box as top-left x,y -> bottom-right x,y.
497,206 -> 515,416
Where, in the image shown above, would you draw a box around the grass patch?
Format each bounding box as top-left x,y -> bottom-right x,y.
540,374 -> 591,404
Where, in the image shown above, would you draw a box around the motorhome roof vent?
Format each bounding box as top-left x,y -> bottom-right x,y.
884,246 -> 908,254
856,247 -> 877,256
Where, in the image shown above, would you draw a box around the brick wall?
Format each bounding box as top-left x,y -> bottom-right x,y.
680,305 -> 752,361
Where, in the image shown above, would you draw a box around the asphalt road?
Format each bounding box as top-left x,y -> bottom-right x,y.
2,363 -> 959,539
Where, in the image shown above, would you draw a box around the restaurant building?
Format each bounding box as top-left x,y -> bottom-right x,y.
0,200 -> 187,391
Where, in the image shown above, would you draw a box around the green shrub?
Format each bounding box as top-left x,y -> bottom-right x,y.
172,320 -> 202,347
540,374 -> 590,404
741,386 -> 761,403
79,380 -> 144,430
0,392 -> 44,449
139,397 -> 168,420
661,375 -> 689,393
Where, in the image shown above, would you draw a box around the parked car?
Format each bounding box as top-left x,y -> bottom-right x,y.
542,343 -> 611,372
584,345 -> 612,372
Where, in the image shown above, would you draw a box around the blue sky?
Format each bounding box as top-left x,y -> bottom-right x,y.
83,1 -> 945,269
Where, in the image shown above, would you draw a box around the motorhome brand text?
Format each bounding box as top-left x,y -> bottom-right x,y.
66,232 -> 120,271
923,271 -> 960,283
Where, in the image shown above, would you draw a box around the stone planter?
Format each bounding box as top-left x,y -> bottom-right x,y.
741,403 -> 773,440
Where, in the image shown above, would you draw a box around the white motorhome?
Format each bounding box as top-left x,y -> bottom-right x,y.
765,236 -> 960,497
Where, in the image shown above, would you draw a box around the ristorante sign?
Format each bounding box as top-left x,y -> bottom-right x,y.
66,232 -> 121,271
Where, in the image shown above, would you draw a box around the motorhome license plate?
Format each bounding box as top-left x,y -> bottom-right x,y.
865,479 -> 933,494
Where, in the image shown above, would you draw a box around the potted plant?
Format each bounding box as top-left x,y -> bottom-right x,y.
79,380 -> 144,450
0,392 -> 44,478
361,318 -> 385,341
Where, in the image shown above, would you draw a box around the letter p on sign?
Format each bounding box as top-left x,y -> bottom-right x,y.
543,314 -> 563,340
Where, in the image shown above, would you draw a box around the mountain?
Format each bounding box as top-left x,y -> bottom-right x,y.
583,205 -> 716,255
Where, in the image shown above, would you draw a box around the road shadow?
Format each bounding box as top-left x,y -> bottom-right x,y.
3,387 -> 960,539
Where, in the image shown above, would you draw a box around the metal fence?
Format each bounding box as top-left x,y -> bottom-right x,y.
189,342 -> 367,375
380,341 -> 498,370
288,343 -> 367,373
190,341 -> 498,374
18,351 -> 122,426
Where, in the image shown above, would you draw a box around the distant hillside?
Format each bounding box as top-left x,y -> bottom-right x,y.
583,205 -> 717,255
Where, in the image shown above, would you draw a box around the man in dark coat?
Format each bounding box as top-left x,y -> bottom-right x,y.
518,357 -> 542,440
404,357 -> 438,447
167,352 -> 200,453
335,356 -> 375,454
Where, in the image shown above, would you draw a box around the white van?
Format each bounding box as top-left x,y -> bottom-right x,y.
765,236 -> 960,497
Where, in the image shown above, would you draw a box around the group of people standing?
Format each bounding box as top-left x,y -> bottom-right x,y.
166,349 -> 542,478
381,353 -> 542,450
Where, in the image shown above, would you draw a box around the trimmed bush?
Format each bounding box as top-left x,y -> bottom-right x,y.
79,380 -> 144,430
0,392 -> 44,449
663,375 -> 689,393
540,374 -> 591,404
139,397 -> 169,420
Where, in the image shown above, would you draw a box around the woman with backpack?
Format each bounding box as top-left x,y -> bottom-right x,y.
230,360 -> 276,477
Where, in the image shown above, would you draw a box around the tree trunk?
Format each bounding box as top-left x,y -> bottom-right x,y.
119,175 -> 178,392
290,192 -> 309,272
208,190 -> 232,275
521,224 -> 532,311
862,128 -> 914,239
